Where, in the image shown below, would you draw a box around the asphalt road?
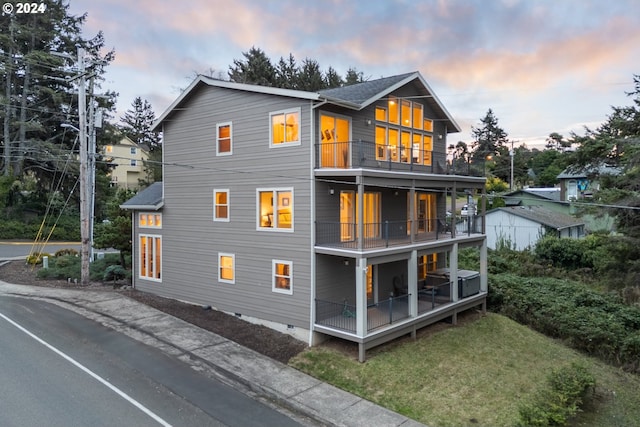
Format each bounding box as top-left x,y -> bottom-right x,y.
0,296 -> 302,427
0,241 -> 82,259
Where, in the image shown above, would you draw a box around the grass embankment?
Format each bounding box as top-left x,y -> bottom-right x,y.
289,313 -> 640,427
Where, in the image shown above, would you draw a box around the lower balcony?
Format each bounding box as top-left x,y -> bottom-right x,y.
314,273 -> 487,362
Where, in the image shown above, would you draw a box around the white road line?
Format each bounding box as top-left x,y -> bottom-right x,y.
0,312 -> 173,427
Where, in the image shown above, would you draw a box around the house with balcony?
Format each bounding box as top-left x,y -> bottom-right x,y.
122,71 -> 488,361
103,136 -> 149,190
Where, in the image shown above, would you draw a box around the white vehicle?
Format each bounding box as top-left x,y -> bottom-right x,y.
460,204 -> 477,216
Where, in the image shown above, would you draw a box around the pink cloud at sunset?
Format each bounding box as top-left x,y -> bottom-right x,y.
67,0 -> 640,147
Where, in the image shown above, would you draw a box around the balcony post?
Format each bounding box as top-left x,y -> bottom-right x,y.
355,257 -> 367,337
408,250 -> 418,319
450,243 -> 459,302
409,184 -> 415,244
357,176 -> 364,251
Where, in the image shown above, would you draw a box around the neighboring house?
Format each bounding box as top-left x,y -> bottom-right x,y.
557,164 -> 621,202
502,188 -> 568,215
103,136 -> 149,190
485,206 -> 585,250
121,71 -> 488,362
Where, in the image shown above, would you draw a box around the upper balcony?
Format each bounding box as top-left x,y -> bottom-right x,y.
316,140 -> 455,174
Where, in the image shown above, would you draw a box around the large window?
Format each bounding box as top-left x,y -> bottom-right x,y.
218,253 -> 235,284
340,191 -> 381,240
375,96 -> 434,166
213,189 -> 229,221
272,260 -> 293,294
257,188 -> 293,230
216,122 -> 232,155
139,235 -> 161,281
270,109 -> 300,147
418,254 -> 438,280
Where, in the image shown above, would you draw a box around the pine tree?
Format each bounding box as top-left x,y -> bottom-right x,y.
471,109 -> 509,163
228,46 -> 276,86
120,97 -> 161,184
296,58 -> 325,91
275,54 -> 298,89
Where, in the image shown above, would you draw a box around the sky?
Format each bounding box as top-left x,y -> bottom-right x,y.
68,0 -> 640,149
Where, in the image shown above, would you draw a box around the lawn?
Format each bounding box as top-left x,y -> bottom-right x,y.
289,313 -> 640,427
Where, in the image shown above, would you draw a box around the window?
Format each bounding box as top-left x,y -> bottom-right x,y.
216,122 -> 232,155
130,147 -> 137,155
139,235 -> 161,281
375,106 -> 387,122
213,189 -> 229,221
218,253 -> 235,284
139,213 -> 162,228
105,146 -> 113,154
388,96 -> 399,124
130,159 -> 137,166
272,260 -> 293,294
270,109 -> 300,146
401,99 -> 411,127
413,104 -> 423,130
257,188 -> 293,230
423,118 -> 433,132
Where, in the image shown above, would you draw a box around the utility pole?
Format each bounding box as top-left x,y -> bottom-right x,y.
77,47 -> 90,286
509,141 -> 515,191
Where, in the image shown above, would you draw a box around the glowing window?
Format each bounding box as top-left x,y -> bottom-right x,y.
270,109 -> 300,146
413,104 -> 423,130
216,122 -> 232,155
375,107 -> 387,122
219,253 -> 235,284
213,189 -> 229,221
424,118 -> 433,132
388,96 -> 399,124
257,188 -> 293,230
401,100 -> 411,127
139,234 -> 161,281
272,260 -> 293,294
139,213 -> 162,228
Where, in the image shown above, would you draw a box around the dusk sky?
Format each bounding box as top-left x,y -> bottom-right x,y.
68,0 -> 640,148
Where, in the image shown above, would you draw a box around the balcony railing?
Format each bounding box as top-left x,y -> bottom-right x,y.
316,218 -> 459,249
315,294 -> 411,334
316,140 -> 449,174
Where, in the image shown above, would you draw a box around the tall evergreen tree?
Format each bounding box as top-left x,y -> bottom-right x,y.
228,46 -> 276,86
471,109 -> 509,163
120,97 -> 161,185
344,67 -> 366,85
0,0 -> 115,203
324,66 -> 343,89
275,54 -> 298,89
296,58 -> 325,91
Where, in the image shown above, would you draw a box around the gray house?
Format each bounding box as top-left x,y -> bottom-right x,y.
485,206 -> 585,250
122,72 -> 488,361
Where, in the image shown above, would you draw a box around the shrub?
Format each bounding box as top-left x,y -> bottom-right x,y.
26,252 -> 51,265
103,264 -> 126,282
518,363 -> 595,426
54,248 -> 79,257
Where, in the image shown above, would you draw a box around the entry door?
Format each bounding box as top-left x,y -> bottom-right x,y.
320,114 -> 350,168
340,191 -> 355,241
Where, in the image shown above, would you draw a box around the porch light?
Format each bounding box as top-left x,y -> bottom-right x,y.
329,188 -> 335,195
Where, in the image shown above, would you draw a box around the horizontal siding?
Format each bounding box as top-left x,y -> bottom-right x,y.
156,86 -> 314,329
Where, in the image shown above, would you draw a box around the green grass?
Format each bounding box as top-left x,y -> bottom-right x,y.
289,313 -> 640,426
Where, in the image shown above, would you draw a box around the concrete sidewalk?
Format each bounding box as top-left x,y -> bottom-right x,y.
0,279 -> 425,427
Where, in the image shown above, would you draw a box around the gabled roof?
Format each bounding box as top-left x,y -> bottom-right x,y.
120,182 -> 163,210
319,71 -> 460,133
487,206 -> 584,230
153,71 -> 460,133
557,164 -> 622,179
504,188 -> 561,202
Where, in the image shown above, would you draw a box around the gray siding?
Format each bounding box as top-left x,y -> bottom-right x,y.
153,86 -> 314,329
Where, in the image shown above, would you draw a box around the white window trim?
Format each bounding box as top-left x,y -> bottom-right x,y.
213,189 -> 230,222
256,187 -> 294,232
139,212 -> 162,229
138,233 -> 162,282
269,108 -> 301,148
218,252 -> 235,284
272,259 -> 293,295
216,122 -> 233,156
